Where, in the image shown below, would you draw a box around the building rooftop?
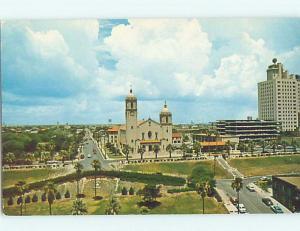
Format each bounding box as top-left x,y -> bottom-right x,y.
277,176 -> 300,188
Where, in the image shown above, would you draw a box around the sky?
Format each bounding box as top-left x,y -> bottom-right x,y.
2,18 -> 300,125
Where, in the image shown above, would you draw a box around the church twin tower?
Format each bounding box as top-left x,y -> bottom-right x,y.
125,88 -> 172,155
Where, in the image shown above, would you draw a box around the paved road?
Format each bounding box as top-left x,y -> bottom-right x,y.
217,177 -> 274,214
79,129 -> 117,171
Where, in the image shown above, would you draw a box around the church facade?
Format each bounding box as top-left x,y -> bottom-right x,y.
108,89 -> 173,157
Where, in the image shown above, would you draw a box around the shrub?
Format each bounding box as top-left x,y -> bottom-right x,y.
76,193 -> 85,198
17,196 -> 23,205
7,196 -> 14,206
121,187 -> 128,195
55,192 -> 62,200
32,194 -> 38,203
25,195 -> 31,204
167,187 -> 195,194
129,187 -> 135,195
41,193 -> 47,202
64,190 -> 71,198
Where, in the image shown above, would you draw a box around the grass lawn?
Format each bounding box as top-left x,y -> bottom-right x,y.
2,168 -> 70,188
122,160 -> 232,179
93,192 -> 227,215
228,155 -> 300,176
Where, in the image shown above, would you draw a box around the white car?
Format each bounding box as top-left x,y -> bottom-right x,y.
87,154 -> 91,158
246,183 -> 256,192
236,204 -> 247,213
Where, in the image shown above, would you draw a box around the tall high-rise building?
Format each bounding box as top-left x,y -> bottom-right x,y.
258,58 -> 300,131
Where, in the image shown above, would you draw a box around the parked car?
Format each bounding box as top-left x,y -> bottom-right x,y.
87,154 -> 91,158
271,205 -> 284,214
246,183 -> 256,192
230,196 -> 238,205
262,197 -> 273,206
236,204 -> 247,213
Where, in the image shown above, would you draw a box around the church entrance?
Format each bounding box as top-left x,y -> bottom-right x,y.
148,145 -> 152,152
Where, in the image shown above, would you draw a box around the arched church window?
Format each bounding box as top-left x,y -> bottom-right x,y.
166,117 -> 168,123
155,132 -> 158,139
131,102 -> 133,108
148,131 -> 152,139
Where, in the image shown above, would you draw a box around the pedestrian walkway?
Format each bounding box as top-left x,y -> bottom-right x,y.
217,157 -> 244,178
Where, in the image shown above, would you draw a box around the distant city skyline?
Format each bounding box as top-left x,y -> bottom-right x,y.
2,19 -> 300,125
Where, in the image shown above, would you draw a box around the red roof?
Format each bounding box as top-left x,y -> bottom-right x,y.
172,133 -> 182,138
107,127 -> 119,133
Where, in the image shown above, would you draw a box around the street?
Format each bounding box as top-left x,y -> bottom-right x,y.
79,129 -> 117,171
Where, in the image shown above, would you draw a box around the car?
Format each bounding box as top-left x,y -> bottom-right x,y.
230,196 -> 238,205
270,205 -> 284,214
246,183 -> 256,192
236,204 -> 247,213
262,197 -> 273,206
87,154 -> 91,158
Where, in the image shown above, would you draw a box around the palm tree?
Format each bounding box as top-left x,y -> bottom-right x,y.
231,177 -> 243,214
74,162 -> 83,196
105,196 -> 121,215
193,142 -> 201,157
238,143 -> 246,154
153,145 -> 160,159
196,181 -> 210,214
44,182 -> 56,215
138,146 -> 145,160
225,140 -> 232,157
15,181 -> 27,216
249,141 -> 255,154
122,144 -> 130,161
291,139 -> 298,153
72,199 -> 88,215
260,140 -> 266,153
281,140 -> 288,153
181,143 -> 187,158
271,140 -> 277,153
4,152 -> 15,166
166,144 -> 174,158
91,160 -> 101,198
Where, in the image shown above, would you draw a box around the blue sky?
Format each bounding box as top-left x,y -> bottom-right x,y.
2,18 -> 300,125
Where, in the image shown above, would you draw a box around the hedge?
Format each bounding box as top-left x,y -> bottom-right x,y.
3,170 -> 185,198
167,187 -> 195,194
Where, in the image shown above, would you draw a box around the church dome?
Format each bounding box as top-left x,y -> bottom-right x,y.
160,101 -> 171,114
126,88 -> 137,100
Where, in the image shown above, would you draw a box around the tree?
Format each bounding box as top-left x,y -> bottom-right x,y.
153,145 -> 160,159
41,193 -> 47,202
231,177 -> 243,214
138,146 -> 145,161
64,190 -> 71,198
196,181 -> 210,214
15,181 -> 27,216
4,152 -> 15,166
129,187 -> 135,195
249,141 -> 255,154
32,194 -> 38,203
225,140 -> 232,156
181,143 -> 187,158
261,140 -> 266,153
141,184 -> 161,203
7,196 -> 14,206
271,140 -> 277,153
72,199 -> 88,215
91,159 -> 101,198
60,150 -> 69,163
122,144 -> 130,161
238,143 -> 246,154
44,182 -> 57,215
291,139 -> 298,153
121,187 -> 128,195
74,162 -> 83,196
105,196 -> 121,215
281,140 -> 288,153
193,142 -> 201,157
166,144 -> 174,158
55,192 -> 62,200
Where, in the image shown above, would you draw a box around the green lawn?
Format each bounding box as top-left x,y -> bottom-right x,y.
3,178 -> 227,215
2,168 -> 70,188
122,160 -> 232,179
228,155 -> 300,176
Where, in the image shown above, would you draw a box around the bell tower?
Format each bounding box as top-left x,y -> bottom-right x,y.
160,101 -> 172,151
125,88 -> 137,151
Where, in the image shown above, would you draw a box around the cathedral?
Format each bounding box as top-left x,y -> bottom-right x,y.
108,88 -> 173,157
